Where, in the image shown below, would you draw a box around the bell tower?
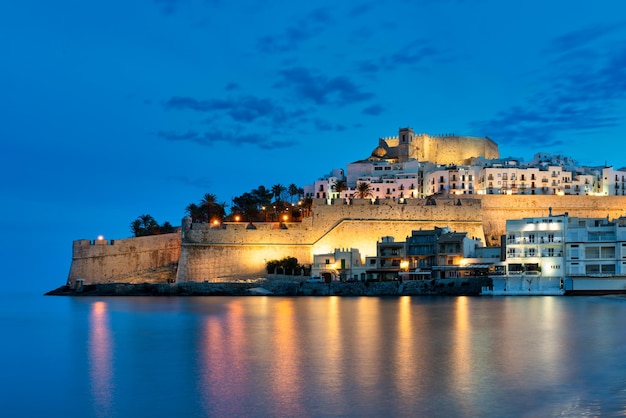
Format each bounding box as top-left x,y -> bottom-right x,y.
397,127 -> 415,162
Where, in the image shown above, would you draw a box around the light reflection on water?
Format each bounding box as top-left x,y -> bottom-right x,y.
18,295 -> 626,417
88,301 -> 113,418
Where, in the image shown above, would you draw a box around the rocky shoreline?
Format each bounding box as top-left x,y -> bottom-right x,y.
45,278 -> 491,297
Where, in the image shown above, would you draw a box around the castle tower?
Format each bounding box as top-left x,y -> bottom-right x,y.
397,127 -> 415,162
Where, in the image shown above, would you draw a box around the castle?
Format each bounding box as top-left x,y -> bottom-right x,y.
65,128 -> 626,286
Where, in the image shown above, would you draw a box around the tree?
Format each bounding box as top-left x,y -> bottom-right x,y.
130,214 -> 171,237
232,192 -> 260,222
288,183 -> 300,203
252,185 -> 272,209
272,184 -> 286,203
334,180 -> 347,198
301,196 -> 313,217
185,203 -> 203,223
355,182 -> 373,199
200,193 -> 226,223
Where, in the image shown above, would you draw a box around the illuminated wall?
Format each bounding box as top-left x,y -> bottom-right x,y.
67,233 -> 180,286
68,195 -> 626,284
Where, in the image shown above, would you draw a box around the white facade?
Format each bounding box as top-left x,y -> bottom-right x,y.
484,212 -> 567,295
564,217 -> 626,277
306,139 -> 626,199
311,248 -> 366,282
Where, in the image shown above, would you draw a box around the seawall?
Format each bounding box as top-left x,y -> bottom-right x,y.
64,195 -> 626,286
67,233 -> 180,287
175,197 -> 485,282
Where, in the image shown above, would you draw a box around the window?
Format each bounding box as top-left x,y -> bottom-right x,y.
585,247 -> 600,259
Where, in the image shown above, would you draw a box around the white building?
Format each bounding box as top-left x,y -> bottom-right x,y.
563,216 -> 626,292
311,248 -> 366,282
484,210 -> 567,295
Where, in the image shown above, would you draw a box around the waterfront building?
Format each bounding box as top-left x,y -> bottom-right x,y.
563,216 -> 626,292
483,210 -> 567,295
311,248 -> 365,282
364,228 -> 490,281
366,236 -> 408,281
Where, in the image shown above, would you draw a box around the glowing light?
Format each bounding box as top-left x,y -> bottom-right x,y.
97,235 -> 104,240
234,215 -> 241,222
212,219 -> 220,226
400,260 -> 409,270
282,215 -> 288,222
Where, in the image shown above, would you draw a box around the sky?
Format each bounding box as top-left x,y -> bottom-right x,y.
2,0 -> 626,292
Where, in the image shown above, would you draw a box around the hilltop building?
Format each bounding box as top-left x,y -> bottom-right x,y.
64,125 -> 626,295
305,127 -> 626,200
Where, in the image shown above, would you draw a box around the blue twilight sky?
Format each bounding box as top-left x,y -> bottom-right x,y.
2,0 -> 626,292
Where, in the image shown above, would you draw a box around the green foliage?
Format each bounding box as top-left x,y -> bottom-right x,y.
266,257 -> 302,275
130,214 -> 175,237
355,181 -> 373,198
185,193 -> 227,223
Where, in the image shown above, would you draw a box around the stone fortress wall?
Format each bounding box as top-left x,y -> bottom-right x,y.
66,196 -> 626,285
67,233 -> 180,286
415,133 -> 500,165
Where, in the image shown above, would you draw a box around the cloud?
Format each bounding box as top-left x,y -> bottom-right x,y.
276,67 -> 373,105
314,119 -> 347,132
471,33 -> 626,149
225,82 -> 239,91
388,40 -> 439,66
157,128 -> 295,150
362,104 -> 385,116
545,22 -> 623,54
153,0 -> 220,16
257,7 -> 334,53
165,95 -> 299,124
171,175 -> 214,189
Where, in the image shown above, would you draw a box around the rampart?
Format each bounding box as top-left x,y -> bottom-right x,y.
416,134 -> 500,165
67,233 -> 180,286
67,195 -> 626,285
176,198 -> 486,282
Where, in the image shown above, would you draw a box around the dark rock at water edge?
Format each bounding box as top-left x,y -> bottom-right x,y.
45,278 -> 491,297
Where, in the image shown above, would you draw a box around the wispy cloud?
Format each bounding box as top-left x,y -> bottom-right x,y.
545,22 -> 624,54
362,104 -> 385,115
165,95 -> 300,124
257,7 -> 334,53
472,26 -> 626,149
157,128 -> 294,150
276,67 -> 373,105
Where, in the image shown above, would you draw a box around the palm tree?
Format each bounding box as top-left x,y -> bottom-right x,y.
334,180 -> 347,198
355,182 -> 373,199
130,219 -> 143,237
185,203 -> 204,223
272,184 -> 286,203
252,185 -> 272,209
200,193 -> 226,223
288,183 -> 299,203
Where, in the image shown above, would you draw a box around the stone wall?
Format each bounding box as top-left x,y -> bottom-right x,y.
68,233 -> 180,286
417,134 -> 500,165
176,198 -> 486,282
68,195 -> 626,285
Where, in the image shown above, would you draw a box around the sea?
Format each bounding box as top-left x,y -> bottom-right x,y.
2,291 -> 626,418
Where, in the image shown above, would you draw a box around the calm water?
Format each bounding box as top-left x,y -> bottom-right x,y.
2,293 -> 626,417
